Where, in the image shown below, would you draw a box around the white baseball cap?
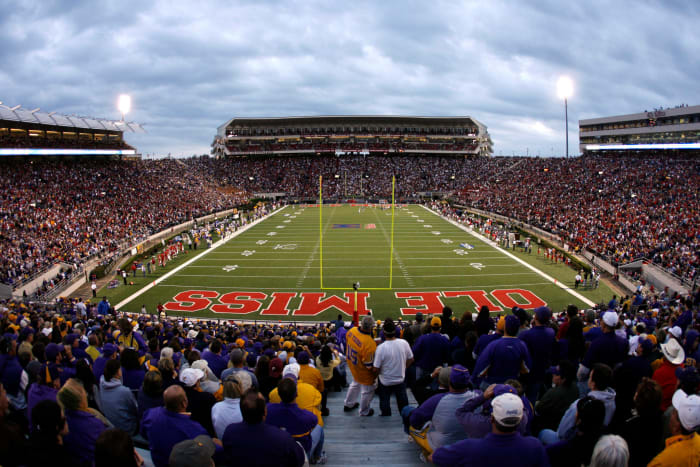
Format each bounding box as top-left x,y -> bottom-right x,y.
602,311 -> 619,327
672,389 -> 700,432
180,368 -> 204,387
282,362 -> 300,379
492,393 -> 523,427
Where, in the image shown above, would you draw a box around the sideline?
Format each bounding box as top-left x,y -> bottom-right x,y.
419,205 -> 596,307
114,205 -> 289,311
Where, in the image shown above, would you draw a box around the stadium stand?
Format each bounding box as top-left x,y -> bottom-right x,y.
1,284 -> 700,466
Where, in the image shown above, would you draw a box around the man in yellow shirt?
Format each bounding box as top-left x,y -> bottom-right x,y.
648,390 -> 700,467
269,362 -> 324,426
343,316 -> 377,416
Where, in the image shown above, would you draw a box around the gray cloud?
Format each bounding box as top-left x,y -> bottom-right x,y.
1,0 -> 698,157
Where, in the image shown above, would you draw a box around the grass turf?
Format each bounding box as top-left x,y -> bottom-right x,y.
103,204 -> 615,321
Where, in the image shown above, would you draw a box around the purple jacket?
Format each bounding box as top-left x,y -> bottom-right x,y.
63,409 -> 107,465
141,407 -> 211,467
266,402 -> 318,452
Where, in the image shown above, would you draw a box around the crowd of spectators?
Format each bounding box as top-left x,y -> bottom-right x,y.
0,158 -> 246,286
0,134 -> 133,150
1,285 -> 700,466
2,152 -> 697,301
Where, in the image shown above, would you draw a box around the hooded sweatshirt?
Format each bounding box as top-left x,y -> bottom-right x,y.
99,376 -> 138,434
556,388 -> 616,440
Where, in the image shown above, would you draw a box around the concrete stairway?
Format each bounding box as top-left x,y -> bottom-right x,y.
322,382 -> 424,466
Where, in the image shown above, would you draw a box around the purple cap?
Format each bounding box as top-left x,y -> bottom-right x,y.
535,306 -> 552,323
296,351 -> 311,365
676,366 -> 700,387
504,315 -> 520,335
102,343 -> 118,357
449,364 -> 471,386
45,343 -> 61,362
493,384 -> 518,397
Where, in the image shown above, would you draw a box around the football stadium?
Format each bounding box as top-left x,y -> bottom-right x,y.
2,4 -> 700,467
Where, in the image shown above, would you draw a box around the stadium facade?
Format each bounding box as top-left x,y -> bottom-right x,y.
579,104 -> 700,154
0,103 -> 144,157
213,115 -> 493,158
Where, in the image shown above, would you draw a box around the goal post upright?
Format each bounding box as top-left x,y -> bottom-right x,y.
389,175 -> 395,289
319,175 -> 323,289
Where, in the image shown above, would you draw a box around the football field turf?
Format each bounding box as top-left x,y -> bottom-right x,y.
110,204 -> 614,321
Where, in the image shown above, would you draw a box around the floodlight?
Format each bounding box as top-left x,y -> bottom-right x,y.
557,76 -> 574,100
118,94 -> 131,121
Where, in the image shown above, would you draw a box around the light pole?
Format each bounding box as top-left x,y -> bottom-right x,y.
557,76 -> 573,158
118,94 -> 131,122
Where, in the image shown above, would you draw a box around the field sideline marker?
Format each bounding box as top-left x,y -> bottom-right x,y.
420,205 -> 596,307
114,205 -> 289,311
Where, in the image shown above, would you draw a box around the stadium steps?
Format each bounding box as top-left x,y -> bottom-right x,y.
322,377 -> 424,466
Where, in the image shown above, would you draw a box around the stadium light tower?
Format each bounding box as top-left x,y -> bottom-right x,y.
557,76 -> 574,158
118,94 -> 131,122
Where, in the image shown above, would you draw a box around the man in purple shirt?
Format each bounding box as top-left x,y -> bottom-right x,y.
57,378 -> 107,465
519,307 -> 558,402
141,385 -> 223,467
473,315 -> 532,388
429,393 -> 549,467
201,339 -> 227,379
266,377 -> 324,463
413,317 -> 449,380
222,388 -> 305,467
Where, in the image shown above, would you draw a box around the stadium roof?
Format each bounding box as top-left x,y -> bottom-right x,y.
0,104 -> 145,133
218,115 -> 487,134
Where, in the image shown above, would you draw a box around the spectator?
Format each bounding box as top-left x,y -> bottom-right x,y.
619,377 -> 664,467
0,382 -> 26,467
120,348 -> 145,391
543,363 -> 616,444
533,361 -> 580,432
474,306 -> 495,337
57,378 -> 108,466
653,338 -> 685,411
191,360 -> 223,400
315,345 -> 342,414
255,355 -> 279,400
26,399 -> 72,467
169,435 -> 217,467
211,374 -> 244,439
141,385 -> 221,467
413,317 -> 449,382
221,349 -> 257,391
269,363 -> 323,427
343,315 -> 378,416
589,435 -> 630,467
647,390 -> 700,466
94,428 -> 144,467
545,396 -> 606,467
222,388 -> 305,467
93,343 -> 118,383
429,393 -> 548,467
201,339 -> 227,379
137,370 -> 164,422
99,359 -> 138,434
180,367 -> 216,436
456,382 -> 529,439
519,306 -> 557,402
297,350 -> 324,398
409,365 -> 476,455
266,377 -> 324,463
472,315 -> 532,387
579,311 -> 627,382
373,319 -> 414,417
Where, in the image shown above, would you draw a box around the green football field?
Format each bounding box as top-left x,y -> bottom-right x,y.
108,204 -> 614,322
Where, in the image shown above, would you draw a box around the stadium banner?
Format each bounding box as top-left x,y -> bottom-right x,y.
163,289 -> 547,316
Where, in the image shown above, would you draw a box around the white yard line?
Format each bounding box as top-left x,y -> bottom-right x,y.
114,206 -> 288,311
419,205 -> 596,307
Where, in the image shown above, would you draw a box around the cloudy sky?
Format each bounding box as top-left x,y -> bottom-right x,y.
1,0 -> 698,157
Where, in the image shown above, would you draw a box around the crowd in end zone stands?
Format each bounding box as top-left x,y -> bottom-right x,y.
0,159 -> 245,286
1,286 -> 700,466
205,153 -> 698,283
